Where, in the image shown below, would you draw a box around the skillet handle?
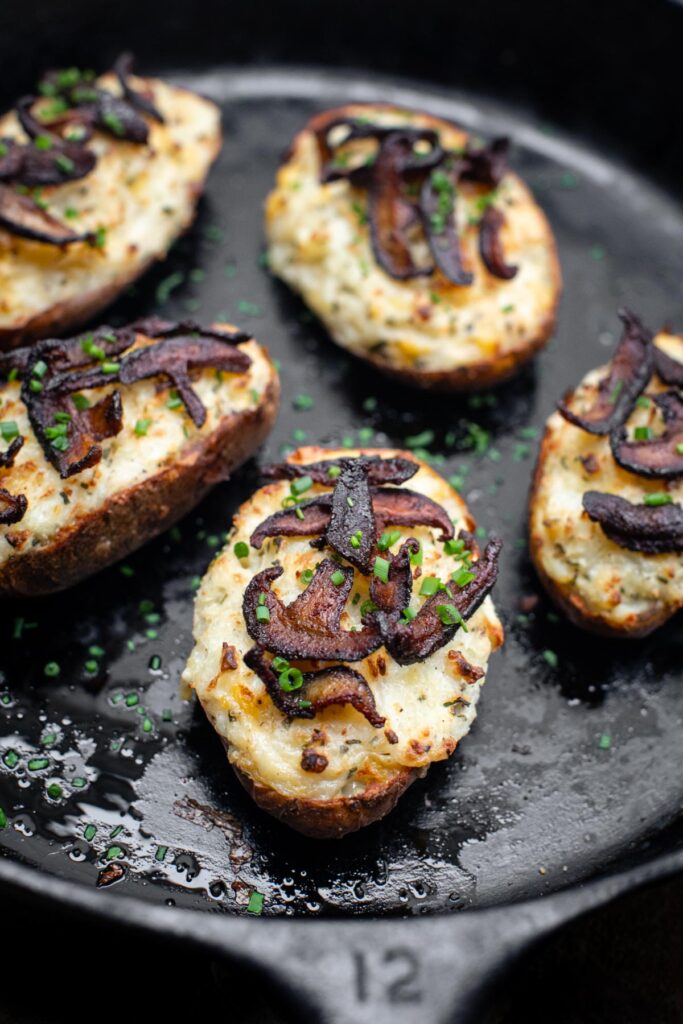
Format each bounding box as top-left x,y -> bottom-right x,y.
220,902 -> 560,1024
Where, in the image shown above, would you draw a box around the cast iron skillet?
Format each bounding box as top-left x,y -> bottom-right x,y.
0,1 -> 682,1021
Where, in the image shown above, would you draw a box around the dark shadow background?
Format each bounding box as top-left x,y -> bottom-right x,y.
0,1 -> 681,1020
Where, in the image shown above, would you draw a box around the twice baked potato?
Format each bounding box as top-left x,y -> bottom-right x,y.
530,310 -> 683,637
265,104 -> 560,391
0,55 -> 221,348
184,446 -> 504,839
0,318 -> 279,596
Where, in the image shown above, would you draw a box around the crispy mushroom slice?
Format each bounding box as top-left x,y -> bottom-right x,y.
261,455 -> 419,487
0,488 -> 27,525
479,206 -> 518,280
0,435 -> 24,469
377,537 -> 502,665
243,562 -> 382,662
460,137 -> 510,186
559,309 -> 653,435
243,646 -> 385,727
419,166 -> 473,286
250,484 -> 454,550
369,132 -> 433,280
611,391 -> 683,479
322,457 -> 376,572
583,491 -> 683,554
0,184 -> 94,246
114,52 -> 164,124
118,334 -> 252,427
654,346 -> 683,387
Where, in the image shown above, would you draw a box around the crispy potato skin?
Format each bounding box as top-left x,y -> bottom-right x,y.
232,757 -> 423,840
0,371 -> 279,598
267,103 -> 561,392
529,335 -> 683,637
186,446 -> 503,839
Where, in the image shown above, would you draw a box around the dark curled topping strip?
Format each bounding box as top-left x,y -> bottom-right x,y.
559,309 -> 653,435
0,435 -> 24,469
611,391 -> 683,479
244,646 -> 385,727
323,458 -> 376,572
249,484 -> 453,550
0,184 -> 94,246
369,132 -> 433,280
419,167 -> 473,286
0,488 -> 27,525
118,333 -> 251,428
262,455 -> 419,487
583,491 -> 683,554
250,495 -> 332,549
376,537 -> 502,665
654,346 -> 683,387
243,562 -> 381,662
460,137 -> 510,187
114,52 -> 164,125
129,317 -> 252,345
479,206 -> 518,280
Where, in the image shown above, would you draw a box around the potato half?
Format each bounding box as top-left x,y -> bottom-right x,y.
0,324 -> 279,596
0,73 -> 221,348
184,447 -> 504,838
529,333 -> 683,637
265,104 -> 560,391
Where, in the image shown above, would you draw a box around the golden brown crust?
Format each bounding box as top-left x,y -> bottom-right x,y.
528,423 -> 675,639
280,104 -> 561,393
0,136 -> 221,351
0,370 -> 279,597
232,758 -> 423,840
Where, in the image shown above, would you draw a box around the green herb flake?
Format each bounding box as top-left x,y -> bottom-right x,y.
84,824 -> 97,842
542,649 -> 559,669
105,845 -> 123,861
247,890 -> 265,915
28,757 -> 50,772
3,749 -> 19,769
47,782 -> 63,800
330,569 -> 346,586
0,421 -> 19,442
293,393 -> 314,411
234,541 -> 249,559
156,271 -> 185,305
43,662 -> 60,678
155,845 -> 168,862
598,734 -> 612,750
644,492 -> 673,507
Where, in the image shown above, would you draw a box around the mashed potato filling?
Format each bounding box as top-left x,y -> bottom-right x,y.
184,448 -> 503,802
266,105 -> 558,376
530,333 -> 683,631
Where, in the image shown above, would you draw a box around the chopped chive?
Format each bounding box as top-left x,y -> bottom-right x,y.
125,693 -> 139,707
166,392 -> 183,410
28,757 -> 49,772
84,824 -> 97,842
0,421 -> 19,442
291,475 -> 313,496
293,393 -> 314,411
410,543 -> 423,567
373,557 -> 390,584
401,607 -> 416,622
405,429 -> 435,449
327,465 -> 341,479
330,570 -> 345,586
444,538 -> 466,556
542,649 -> 559,669
644,492 -> 673,507
155,845 -> 168,862
47,782 -> 63,799
234,541 -> 249,559
300,568 -> 314,585
278,667 -> 303,692
3,750 -> 19,769
44,662 -> 60,678
598,734 -> 612,750
256,605 -> 271,623
378,530 -> 401,551
419,577 -> 440,596
451,568 -> 476,588
0,807 -> 6,829
105,845 -> 123,861
634,426 -> 652,441
436,604 -> 467,629
247,891 -> 264,915
72,393 -> 90,411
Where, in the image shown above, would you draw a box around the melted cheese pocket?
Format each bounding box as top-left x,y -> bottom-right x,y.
265,104 -> 560,391
184,447 -> 504,838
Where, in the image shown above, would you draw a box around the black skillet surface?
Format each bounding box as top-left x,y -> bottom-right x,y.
1,2 -> 683,1021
